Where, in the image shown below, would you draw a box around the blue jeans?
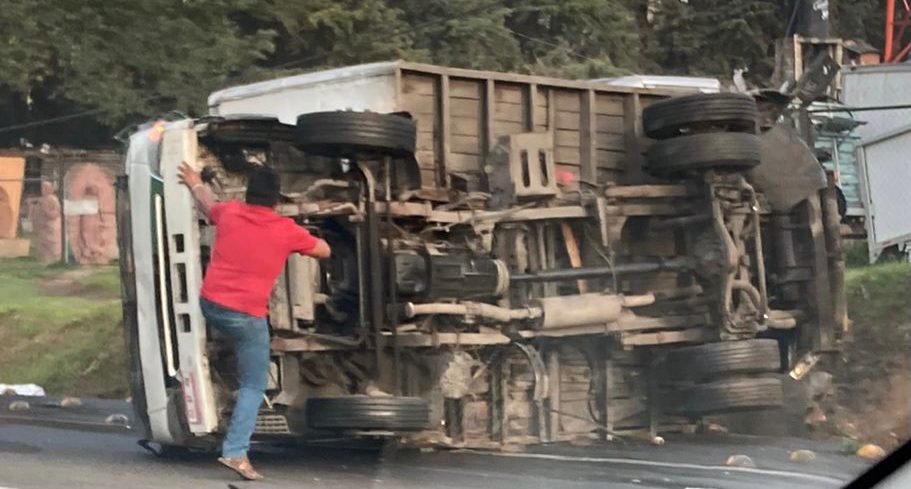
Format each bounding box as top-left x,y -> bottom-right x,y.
200,298 -> 270,458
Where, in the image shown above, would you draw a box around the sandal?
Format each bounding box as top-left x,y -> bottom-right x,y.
218,456 -> 264,481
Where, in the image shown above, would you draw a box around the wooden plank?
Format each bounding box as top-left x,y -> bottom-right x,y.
415,133 -> 435,152
450,98 -> 481,118
452,116 -> 481,137
554,111 -> 581,130
397,62 -> 682,96
546,88 -> 556,132
596,133 -> 626,151
555,147 -> 581,165
272,337 -> 352,352
527,83 -> 538,131
415,150 -> 436,169
494,120 -> 525,136
420,168 -> 437,188
447,152 -> 482,172
494,83 -> 524,104
400,93 -> 436,115
621,328 -> 708,346
597,149 -> 626,171
602,203 -> 686,216
451,135 -> 481,154
401,72 -> 436,95
485,79 -> 495,153
555,129 -> 580,147
534,110 -> 548,131
414,115 -> 434,134
439,75 -> 451,187
580,90 -> 597,183
604,184 -> 690,198
495,101 -> 524,123
560,223 -> 588,293
604,185 -> 690,199
595,94 -> 626,116
596,114 -> 625,133
623,94 -> 643,176
449,78 -> 482,99
553,90 -> 582,112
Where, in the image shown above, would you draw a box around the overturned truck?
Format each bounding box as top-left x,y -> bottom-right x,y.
118,61 -> 845,450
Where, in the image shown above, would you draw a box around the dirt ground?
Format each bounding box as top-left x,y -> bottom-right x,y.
813,263 -> 911,451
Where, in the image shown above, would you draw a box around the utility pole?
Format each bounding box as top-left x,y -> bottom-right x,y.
884,0 -> 911,63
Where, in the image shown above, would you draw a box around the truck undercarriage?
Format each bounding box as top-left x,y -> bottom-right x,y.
118,63 -> 846,450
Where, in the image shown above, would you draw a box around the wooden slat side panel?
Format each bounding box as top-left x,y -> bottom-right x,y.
449,78 -> 482,99
451,135 -> 481,155
596,114 -> 625,134
596,133 -> 626,152
597,149 -> 627,170
495,102 -> 524,123
451,98 -> 482,118
494,83 -> 524,104
452,117 -> 481,137
553,89 -> 582,112
402,72 -> 437,96
595,94 -> 626,116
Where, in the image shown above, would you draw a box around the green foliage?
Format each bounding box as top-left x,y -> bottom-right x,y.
642,0 -> 783,82
0,0 -> 891,142
0,260 -> 126,398
395,0 -> 521,71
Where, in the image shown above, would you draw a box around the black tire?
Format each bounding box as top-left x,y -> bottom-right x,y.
645,132 -> 760,177
676,376 -> 784,415
306,396 -> 430,431
642,93 -> 758,139
665,339 -> 781,382
203,118 -> 295,145
295,112 -> 417,158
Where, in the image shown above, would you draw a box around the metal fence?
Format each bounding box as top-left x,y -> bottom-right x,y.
0,149 -> 122,264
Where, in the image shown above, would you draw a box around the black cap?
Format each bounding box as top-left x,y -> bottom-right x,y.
245,167 -> 280,207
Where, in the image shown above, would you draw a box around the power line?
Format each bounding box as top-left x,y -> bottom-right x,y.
508,28 -> 604,65
0,3 -> 573,135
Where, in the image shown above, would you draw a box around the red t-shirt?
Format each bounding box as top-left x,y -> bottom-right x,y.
200,201 -> 318,318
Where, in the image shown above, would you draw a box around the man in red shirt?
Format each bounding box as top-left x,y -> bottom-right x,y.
178,162 -> 330,480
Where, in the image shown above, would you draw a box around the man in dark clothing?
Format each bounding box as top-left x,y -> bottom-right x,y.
179,162 -> 330,480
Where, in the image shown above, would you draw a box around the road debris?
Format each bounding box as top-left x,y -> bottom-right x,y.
651,436 -> 666,447
788,449 -> 817,464
60,396 -> 82,408
705,422 -> 728,433
725,454 -> 756,468
104,413 -> 130,426
8,400 -> 30,411
856,443 -> 886,460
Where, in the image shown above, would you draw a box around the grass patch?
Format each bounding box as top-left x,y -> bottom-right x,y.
846,262 -> 911,339
0,258 -> 127,398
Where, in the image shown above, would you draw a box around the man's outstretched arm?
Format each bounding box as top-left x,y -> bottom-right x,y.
178,161 -> 217,219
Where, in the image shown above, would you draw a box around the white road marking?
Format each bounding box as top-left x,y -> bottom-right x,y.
460,450 -> 847,486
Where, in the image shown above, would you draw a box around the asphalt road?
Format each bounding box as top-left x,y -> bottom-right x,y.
0,416 -> 873,489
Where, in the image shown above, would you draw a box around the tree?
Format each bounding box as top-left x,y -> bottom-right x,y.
393,0 -> 522,71
643,0 -> 783,83
506,0 -> 641,78
0,0 -> 275,145
261,0 -> 422,69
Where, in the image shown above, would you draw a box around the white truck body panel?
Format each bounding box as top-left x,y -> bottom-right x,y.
857,124 -> 911,262
842,64 -> 911,142
125,127 -> 176,443
591,75 -> 720,93
208,62 -> 398,122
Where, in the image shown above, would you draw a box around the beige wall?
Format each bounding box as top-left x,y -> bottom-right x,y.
0,157 -> 26,238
